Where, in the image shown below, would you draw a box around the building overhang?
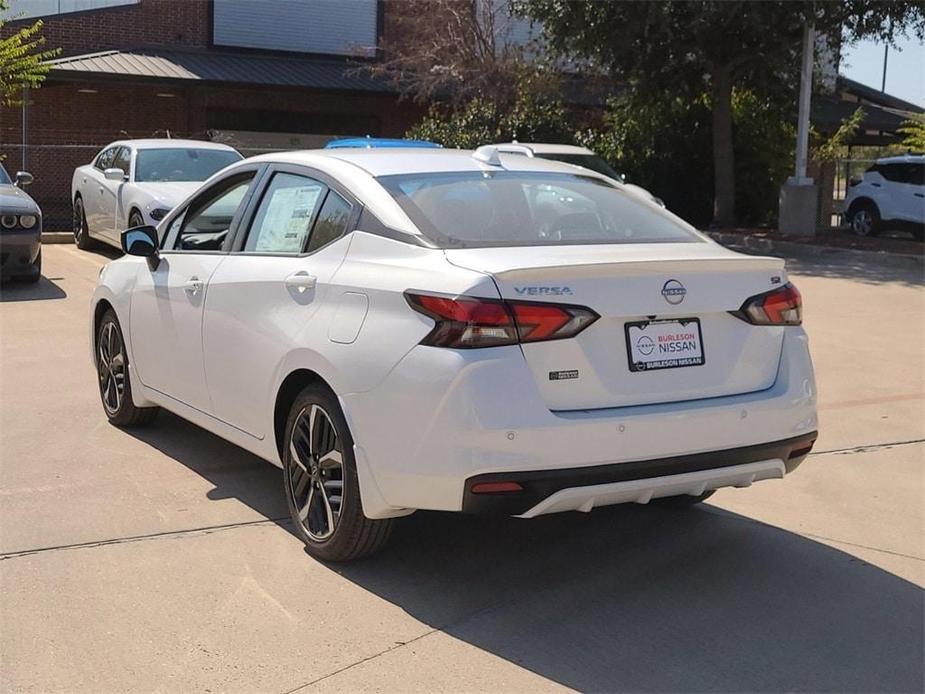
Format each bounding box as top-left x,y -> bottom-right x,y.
45,48 -> 395,95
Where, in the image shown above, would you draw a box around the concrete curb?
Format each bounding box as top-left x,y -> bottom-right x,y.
41,232 -> 74,245
705,231 -> 924,270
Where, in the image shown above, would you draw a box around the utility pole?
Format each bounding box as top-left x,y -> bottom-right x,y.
793,23 -> 815,183
21,84 -> 29,171
778,21 -> 819,236
881,44 -> 889,92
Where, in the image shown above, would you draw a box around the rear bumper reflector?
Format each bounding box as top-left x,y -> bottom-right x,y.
470,481 -> 524,494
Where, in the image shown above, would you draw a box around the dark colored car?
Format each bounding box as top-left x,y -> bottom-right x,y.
0,164 -> 42,283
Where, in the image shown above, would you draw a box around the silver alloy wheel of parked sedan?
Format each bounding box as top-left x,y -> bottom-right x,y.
97,320 -> 126,415
287,404 -> 345,542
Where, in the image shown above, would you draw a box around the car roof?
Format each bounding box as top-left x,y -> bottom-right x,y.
875,154 -> 924,164
105,139 -> 240,151
325,138 -> 441,149
248,147 -> 611,178
493,142 -> 596,156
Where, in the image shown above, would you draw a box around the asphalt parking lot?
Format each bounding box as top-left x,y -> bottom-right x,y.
1,243 -> 923,693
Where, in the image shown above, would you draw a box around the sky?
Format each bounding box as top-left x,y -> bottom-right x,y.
841,35 -> 925,108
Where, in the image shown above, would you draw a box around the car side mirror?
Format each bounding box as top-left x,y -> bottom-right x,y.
14,171 -> 33,187
122,225 -> 159,259
105,167 -> 126,182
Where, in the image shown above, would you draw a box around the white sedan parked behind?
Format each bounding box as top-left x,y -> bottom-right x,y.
72,139 -> 242,250
91,146 -> 818,561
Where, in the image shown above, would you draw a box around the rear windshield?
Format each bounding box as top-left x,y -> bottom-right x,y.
135,148 -> 242,183
534,153 -> 624,181
378,171 -> 698,248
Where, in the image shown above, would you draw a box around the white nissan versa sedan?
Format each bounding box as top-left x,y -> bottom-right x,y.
91,146 -> 818,561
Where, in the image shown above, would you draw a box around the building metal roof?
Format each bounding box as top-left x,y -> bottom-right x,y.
47,48 -> 393,93
837,75 -> 924,115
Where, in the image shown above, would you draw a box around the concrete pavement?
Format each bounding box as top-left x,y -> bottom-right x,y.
1,244 -> 922,692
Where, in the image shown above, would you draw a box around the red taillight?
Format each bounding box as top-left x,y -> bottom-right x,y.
734,283 -> 802,326
508,301 -> 597,343
405,292 -> 599,349
470,481 -> 523,494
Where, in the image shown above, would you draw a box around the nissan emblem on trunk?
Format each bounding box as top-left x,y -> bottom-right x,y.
661,279 -> 686,305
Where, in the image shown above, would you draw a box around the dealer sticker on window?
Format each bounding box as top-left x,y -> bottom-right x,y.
625,318 -> 705,372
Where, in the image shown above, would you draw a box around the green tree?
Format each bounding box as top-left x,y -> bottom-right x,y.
514,0 -> 925,227
0,0 -> 59,106
407,78 -> 574,149
897,115 -> 925,152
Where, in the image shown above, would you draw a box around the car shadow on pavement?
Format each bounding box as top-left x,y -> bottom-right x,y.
124,410 -> 291,525
334,506 -> 924,693
0,276 -> 67,302
123,412 -> 923,692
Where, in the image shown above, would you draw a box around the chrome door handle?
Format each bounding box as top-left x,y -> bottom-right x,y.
184,277 -> 203,295
285,271 -> 317,293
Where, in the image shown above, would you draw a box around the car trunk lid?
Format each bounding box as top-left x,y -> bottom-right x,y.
446,243 -> 788,411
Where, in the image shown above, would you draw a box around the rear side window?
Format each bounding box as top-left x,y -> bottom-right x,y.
378,171 -> 697,248
307,190 -> 352,253
878,164 -> 906,183
244,173 -> 325,253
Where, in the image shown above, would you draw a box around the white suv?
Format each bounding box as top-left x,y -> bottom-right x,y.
844,155 -> 925,240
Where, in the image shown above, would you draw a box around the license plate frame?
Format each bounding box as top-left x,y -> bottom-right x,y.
624,318 -> 705,373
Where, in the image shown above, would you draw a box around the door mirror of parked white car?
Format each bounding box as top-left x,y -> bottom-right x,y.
14,171 -> 33,187
122,225 -> 159,259
104,167 -> 127,182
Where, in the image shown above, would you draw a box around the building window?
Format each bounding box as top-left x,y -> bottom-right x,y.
212,0 -> 378,57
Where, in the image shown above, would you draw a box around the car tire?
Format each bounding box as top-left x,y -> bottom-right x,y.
283,384 -> 393,562
23,248 -> 41,283
652,490 -> 715,507
73,196 -> 93,250
848,202 -> 880,237
128,211 -> 144,230
96,310 -> 159,427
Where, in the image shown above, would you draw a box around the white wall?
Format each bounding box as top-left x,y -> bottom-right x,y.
212,0 -> 378,57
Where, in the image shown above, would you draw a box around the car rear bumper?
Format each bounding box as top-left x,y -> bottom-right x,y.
342,327 -> 818,518
463,432 -> 816,516
0,230 -> 41,278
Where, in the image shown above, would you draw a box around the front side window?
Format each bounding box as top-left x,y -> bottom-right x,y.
0,164 -> 10,185
95,147 -> 117,171
135,148 -> 242,183
111,147 -> 131,177
378,171 -> 698,248
168,173 -> 254,251
244,173 -> 326,253
910,164 -> 925,186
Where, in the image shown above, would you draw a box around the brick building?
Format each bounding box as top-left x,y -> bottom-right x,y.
0,0 -> 426,225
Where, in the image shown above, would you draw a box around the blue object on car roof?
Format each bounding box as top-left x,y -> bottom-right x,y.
325,137 -> 442,149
